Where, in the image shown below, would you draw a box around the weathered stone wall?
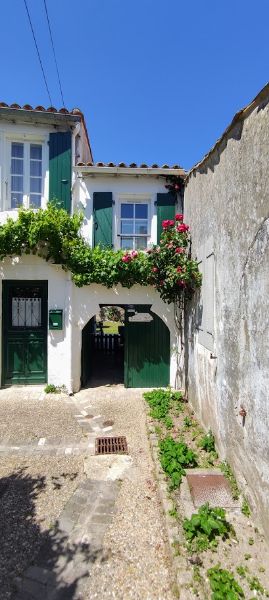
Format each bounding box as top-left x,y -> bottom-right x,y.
184,86 -> 269,535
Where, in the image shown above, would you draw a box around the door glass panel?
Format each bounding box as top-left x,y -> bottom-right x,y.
11,286 -> 43,327
11,193 -> 23,208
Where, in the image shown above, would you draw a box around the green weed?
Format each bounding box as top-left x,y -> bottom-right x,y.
158,436 -> 197,489
183,503 -> 233,553
44,384 -> 61,394
241,498 -> 251,517
199,430 -> 216,454
220,462 -> 240,500
207,565 -> 245,599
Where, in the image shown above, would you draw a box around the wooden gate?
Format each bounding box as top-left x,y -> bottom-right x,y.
124,306 -> 170,388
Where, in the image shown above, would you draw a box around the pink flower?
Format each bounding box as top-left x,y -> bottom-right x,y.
162,219 -> 170,229
152,267 -> 158,273
168,219 -> 175,226
175,214 -> 184,221
131,250 -> 138,258
122,254 -> 132,263
166,242 -> 174,249
177,280 -> 186,287
175,247 -> 185,254
159,280 -> 164,286
176,266 -> 182,273
177,224 -> 189,233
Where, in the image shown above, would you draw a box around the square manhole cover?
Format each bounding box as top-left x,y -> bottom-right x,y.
186,472 -> 240,509
95,436 -> 128,455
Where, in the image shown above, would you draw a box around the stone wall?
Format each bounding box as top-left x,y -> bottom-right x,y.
184,84 -> 269,535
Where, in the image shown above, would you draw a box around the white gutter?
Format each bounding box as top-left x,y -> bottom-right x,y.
75,165 -> 186,178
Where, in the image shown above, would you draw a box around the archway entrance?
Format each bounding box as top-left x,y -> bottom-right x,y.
81,305 -> 170,388
81,306 -> 124,387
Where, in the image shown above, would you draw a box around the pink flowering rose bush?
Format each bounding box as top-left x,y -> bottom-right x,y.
146,214 -> 202,303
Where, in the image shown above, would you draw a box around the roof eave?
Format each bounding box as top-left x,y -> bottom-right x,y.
0,107 -> 81,126
75,165 -> 186,178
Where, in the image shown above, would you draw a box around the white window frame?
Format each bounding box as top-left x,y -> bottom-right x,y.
114,194 -> 154,250
3,135 -> 48,211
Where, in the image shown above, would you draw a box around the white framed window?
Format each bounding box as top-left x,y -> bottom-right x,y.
119,200 -> 150,250
9,141 -> 44,209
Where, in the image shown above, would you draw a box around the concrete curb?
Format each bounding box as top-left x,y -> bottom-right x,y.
145,415 -> 196,599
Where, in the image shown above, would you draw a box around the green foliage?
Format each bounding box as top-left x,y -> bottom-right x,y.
183,416 -> 193,428
236,566 -> 248,578
183,504 -> 233,552
248,575 -> 265,593
207,565 -> 245,599
220,462 -> 240,500
248,537 -> 254,546
241,498 -> 251,517
0,206 -> 201,304
143,388 -> 183,428
199,430 -> 216,454
158,436 -> 197,489
44,384 -> 61,394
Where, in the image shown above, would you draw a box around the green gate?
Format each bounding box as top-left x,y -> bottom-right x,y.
2,281 -> 48,385
124,306 -> 170,388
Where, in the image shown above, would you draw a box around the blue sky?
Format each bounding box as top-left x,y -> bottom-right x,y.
1,1 -> 268,168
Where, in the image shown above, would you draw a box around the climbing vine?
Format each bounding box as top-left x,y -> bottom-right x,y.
0,205 -> 201,304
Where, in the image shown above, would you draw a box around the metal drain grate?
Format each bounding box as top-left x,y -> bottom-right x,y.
95,436 -> 128,455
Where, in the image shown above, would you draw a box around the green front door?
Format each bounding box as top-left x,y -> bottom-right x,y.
2,281 -> 48,385
124,306 -> 170,388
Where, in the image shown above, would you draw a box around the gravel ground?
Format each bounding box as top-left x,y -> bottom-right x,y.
0,390 -> 82,443
77,386 -> 176,600
0,455 -> 84,600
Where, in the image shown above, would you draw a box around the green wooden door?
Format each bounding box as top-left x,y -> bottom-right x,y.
124,306 -> 170,388
2,281 -> 48,385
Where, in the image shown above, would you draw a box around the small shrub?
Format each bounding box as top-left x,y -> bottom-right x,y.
44,384 -> 61,394
241,498 -> 251,517
183,503 -> 233,552
248,575 -> 265,593
199,430 -> 216,454
207,565 -> 245,599
158,436 -> 197,489
183,416 -> 193,428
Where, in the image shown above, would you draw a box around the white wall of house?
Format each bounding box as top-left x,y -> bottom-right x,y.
0,255 -> 179,392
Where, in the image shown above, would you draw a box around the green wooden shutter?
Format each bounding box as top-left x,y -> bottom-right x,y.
156,192 -> 176,243
93,192 -> 113,248
49,132 -> 72,213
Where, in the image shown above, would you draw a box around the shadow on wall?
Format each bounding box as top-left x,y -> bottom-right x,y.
0,469 -> 102,599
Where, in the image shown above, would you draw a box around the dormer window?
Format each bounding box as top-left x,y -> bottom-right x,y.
10,141 -> 43,209
120,202 -> 149,250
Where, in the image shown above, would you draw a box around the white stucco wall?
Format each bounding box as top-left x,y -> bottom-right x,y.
0,255 -> 179,392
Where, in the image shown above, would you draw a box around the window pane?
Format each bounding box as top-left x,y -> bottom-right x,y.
11,176 -> 23,192
11,143 -> 24,158
135,204 -> 148,218
30,178 -> 42,193
30,160 -> 42,176
121,203 -> 133,218
30,194 -> 41,208
11,193 -> 23,208
11,158 -> 23,175
121,220 -> 133,235
135,220 -> 148,235
121,237 -> 133,249
135,237 -> 147,249
30,144 -> 42,160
